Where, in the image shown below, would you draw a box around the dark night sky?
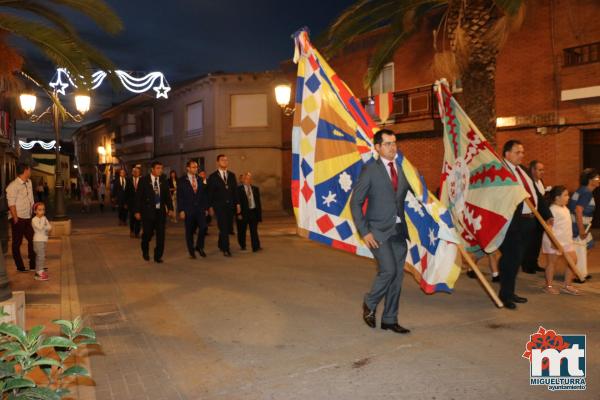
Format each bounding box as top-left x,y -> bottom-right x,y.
18,0 -> 356,140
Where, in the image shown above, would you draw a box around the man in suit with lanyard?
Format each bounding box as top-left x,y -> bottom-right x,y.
127,166 -> 142,238
236,172 -> 262,252
499,140 -> 552,309
134,161 -> 174,263
177,159 -> 208,259
208,154 -> 240,257
351,129 -> 411,334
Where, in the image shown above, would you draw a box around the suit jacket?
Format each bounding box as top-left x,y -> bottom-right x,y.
126,176 -> 142,209
112,177 -> 128,206
177,175 -> 208,215
134,174 -> 173,219
350,157 -> 410,242
237,184 -> 262,222
207,170 -> 239,210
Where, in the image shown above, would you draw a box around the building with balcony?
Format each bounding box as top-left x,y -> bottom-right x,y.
72,118 -> 117,190
102,95 -> 154,171
154,71 -> 285,211
281,0 -> 600,222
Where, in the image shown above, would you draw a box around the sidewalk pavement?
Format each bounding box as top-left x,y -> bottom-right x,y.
3,210 -> 600,399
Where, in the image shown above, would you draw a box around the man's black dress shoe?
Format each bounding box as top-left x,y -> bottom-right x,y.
492,275 -> 500,283
223,250 -> 232,257
154,258 -> 163,264
466,270 -> 477,279
362,302 -> 376,328
503,301 -> 517,310
381,323 -> 411,334
143,254 -> 150,261
196,248 -> 207,258
512,295 -> 528,303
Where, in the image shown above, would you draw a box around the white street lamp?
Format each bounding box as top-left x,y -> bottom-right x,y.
75,93 -> 91,114
275,84 -> 295,116
19,93 -> 37,115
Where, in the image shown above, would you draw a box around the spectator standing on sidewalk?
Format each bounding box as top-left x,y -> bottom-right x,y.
31,202 -> 51,281
6,163 -> 36,272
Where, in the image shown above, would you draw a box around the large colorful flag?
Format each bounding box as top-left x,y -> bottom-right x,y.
435,79 -> 528,254
291,29 -> 460,294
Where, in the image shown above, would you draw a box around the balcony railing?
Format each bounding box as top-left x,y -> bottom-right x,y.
360,84 -> 438,125
116,131 -> 152,144
564,42 -> 600,67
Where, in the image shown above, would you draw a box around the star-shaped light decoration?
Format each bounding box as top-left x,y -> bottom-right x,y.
153,80 -> 171,99
338,171 -> 353,192
50,79 -> 69,96
322,191 -> 337,207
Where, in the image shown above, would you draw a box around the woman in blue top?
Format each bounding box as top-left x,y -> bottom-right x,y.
569,168 -> 599,281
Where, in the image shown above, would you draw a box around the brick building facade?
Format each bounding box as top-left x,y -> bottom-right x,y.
281,0 -> 600,212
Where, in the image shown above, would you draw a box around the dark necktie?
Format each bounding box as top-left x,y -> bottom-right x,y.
516,167 -> 536,208
388,161 -> 398,192
153,178 -> 160,207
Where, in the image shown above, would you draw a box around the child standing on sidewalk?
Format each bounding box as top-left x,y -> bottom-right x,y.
31,202 -> 51,281
542,186 -> 579,295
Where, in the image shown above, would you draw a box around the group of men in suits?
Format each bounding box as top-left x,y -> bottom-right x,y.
350,131 -> 556,337
111,154 -> 263,263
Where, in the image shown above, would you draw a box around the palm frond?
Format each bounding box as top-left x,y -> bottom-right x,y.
0,1 -> 78,36
0,14 -> 93,85
40,0 -> 122,34
493,0 -> 525,16
364,1 -> 446,87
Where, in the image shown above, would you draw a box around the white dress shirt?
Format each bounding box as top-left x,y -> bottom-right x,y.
6,177 -> 34,218
505,160 -> 537,214
151,175 -> 161,209
381,154 -> 402,223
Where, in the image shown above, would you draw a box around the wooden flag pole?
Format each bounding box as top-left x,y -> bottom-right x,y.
525,198 -> 585,281
457,245 -> 504,308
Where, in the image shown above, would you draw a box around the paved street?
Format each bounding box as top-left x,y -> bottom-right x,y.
9,207 -> 600,399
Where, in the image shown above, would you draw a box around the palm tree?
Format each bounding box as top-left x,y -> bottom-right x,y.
0,0 -> 123,91
325,0 -> 525,143
0,0 -> 122,302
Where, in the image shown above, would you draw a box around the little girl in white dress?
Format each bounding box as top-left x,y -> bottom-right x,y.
542,186 -> 579,295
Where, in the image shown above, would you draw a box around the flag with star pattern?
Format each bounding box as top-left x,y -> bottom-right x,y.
291,29 -> 461,294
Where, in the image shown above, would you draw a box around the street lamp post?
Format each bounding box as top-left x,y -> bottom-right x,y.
275,84 -> 294,116
20,88 -> 90,220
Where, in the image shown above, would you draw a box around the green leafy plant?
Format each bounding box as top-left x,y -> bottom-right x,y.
0,309 -> 98,400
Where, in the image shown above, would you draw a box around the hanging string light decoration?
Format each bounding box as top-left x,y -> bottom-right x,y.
49,68 -> 171,99
19,140 -> 57,150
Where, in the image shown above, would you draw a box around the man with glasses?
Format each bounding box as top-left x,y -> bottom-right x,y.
351,129 -> 411,334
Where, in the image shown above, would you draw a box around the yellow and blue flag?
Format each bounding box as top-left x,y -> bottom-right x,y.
291,29 -> 460,293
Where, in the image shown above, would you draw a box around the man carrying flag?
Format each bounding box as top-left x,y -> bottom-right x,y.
499,140 -> 553,309
435,79 -> 552,309
351,129 -> 411,334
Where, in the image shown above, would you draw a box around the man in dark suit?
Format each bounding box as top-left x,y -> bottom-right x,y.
112,169 -> 129,226
522,160 -> 552,273
127,166 -> 142,238
236,172 -> 262,252
177,160 -> 208,259
499,140 -> 553,309
350,129 -> 411,335
134,161 -> 174,263
207,154 -> 240,257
